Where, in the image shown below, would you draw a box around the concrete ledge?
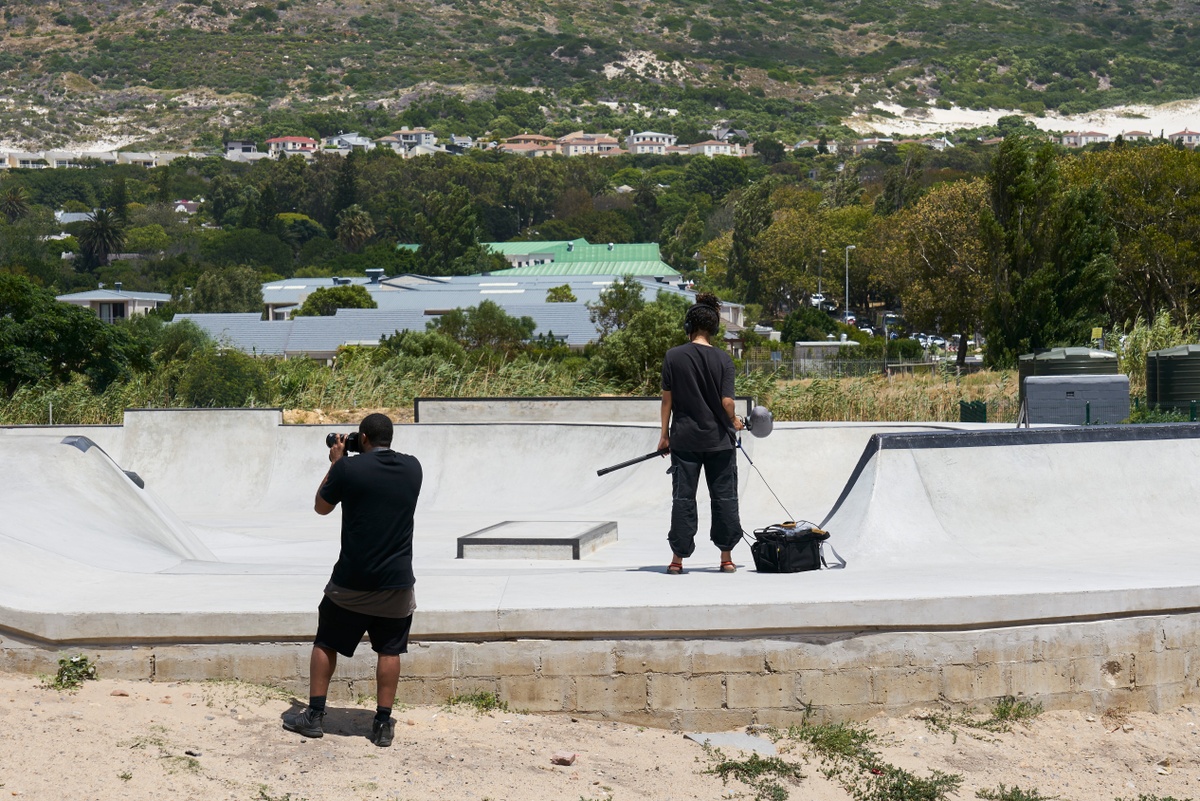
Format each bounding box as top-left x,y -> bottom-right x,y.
457,521 -> 617,560
4,612 -> 1197,728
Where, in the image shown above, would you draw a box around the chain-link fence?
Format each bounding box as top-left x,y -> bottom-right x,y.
741,358 -> 938,379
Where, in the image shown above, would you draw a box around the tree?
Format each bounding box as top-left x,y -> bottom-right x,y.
588,292 -> 690,390
727,178 -> 775,304
78,208 -> 126,270
755,138 -> 786,165
823,159 -> 864,208
427,300 -> 535,352
981,136 -> 1117,366
293,284 -> 377,317
0,273 -> 137,392
873,144 -> 926,216
546,284 -> 577,303
335,204 -> 375,253
1064,144 -> 1200,325
188,265 -> 266,313
587,275 -> 645,339
331,150 -> 360,221
0,185 -> 31,223
875,179 -> 992,366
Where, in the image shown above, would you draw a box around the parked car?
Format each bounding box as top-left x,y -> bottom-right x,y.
809,292 -> 826,308
928,335 -> 947,349
858,324 -> 875,337
841,310 -> 858,326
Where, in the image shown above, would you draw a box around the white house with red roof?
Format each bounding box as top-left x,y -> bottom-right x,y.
1120,131 -> 1153,141
266,136 -> 319,158
1169,129 -> 1200,148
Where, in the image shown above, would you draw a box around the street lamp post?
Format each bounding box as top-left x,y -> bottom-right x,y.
844,245 -> 856,322
818,248 -> 826,295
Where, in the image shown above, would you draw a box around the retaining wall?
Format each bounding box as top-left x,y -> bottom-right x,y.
4,612 -> 1195,729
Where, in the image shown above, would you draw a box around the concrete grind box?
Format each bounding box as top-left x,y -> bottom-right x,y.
4,612 -> 1196,729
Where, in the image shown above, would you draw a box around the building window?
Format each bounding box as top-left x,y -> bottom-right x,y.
98,302 -> 126,324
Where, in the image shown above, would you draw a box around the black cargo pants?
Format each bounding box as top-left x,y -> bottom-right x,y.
667,447 -> 742,558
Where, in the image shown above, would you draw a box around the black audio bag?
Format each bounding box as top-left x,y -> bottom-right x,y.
750,523 -> 845,573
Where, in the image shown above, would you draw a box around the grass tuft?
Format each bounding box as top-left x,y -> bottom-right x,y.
445,689 -> 509,714
977,785 -> 1059,800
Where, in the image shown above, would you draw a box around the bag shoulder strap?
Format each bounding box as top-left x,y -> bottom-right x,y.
820,543 -> 847,569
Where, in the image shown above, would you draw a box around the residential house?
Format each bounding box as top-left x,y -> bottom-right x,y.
322,132 -> 375,152
499,138 -> 557,157
710,125 -> 749,142
627,131 -> 678,155
852,137 -> 893,155
688,140 -> 737,157
505,133 -> 556,147
405,144 -> 449,158
223,140 -> 270,163
793,139 -> 837,154
11,153 -> 48,169
448,135 -> 475,151
1060,131 -> 1110,147
1121,131 -> 1153,141
555,131 -> 620,156
80,151 -> 119,166
378,127 -> 437,153
118,152 -> 158,168
57,286 -> 172,324
45,151 -> 82,169
265,136 -> 319,158
173,200 -> 200,215
1169,129 -> 1200,148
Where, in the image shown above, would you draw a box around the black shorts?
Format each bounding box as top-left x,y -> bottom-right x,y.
314,596 -> 413,658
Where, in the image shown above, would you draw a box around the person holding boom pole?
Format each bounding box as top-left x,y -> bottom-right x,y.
659,293 -> 744,574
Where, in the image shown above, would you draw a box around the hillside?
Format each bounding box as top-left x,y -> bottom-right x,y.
0,0 -> 1198,148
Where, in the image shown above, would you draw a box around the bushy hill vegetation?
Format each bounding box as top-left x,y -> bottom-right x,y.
0,0 -> 1198,148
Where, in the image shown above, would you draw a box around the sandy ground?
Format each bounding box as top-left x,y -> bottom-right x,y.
849,97 -> 1200,139
2,674 -> 1200,801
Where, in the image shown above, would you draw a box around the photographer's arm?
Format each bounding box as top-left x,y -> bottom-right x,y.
315,437 -> 346,515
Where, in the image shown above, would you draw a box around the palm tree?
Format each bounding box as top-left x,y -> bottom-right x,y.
78,208 -> 126,270
335,204 -> 375,253
0,185 -> 30,223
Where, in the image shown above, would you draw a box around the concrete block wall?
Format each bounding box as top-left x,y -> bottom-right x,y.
3,612 -> 1198,728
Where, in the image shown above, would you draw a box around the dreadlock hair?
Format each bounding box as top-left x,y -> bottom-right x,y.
685,292 -> 722,337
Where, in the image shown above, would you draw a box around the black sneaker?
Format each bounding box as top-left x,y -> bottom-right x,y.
282,707 -> 325,738
370,717 -> 394,748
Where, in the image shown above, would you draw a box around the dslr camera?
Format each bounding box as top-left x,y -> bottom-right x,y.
325,431 -> 364,453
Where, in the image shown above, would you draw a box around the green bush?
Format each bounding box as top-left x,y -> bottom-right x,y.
178,350 -> 269,407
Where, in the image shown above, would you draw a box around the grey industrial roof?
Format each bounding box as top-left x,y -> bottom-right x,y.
177,271 -> 711,357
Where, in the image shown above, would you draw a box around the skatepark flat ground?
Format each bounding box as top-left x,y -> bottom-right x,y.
4,408 -> 1200,646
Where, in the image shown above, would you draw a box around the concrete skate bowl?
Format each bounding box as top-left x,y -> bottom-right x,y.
3,409 -> 1200,727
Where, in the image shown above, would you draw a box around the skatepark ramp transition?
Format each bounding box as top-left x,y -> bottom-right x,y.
5,409 -> 1200,725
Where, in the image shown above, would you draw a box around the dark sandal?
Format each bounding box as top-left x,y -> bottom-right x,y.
667,561 -> 684,575
720,561 -> 737,573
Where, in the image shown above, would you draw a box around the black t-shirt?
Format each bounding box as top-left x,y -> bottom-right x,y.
319,448 -> 423,591
661,342 -> 736,452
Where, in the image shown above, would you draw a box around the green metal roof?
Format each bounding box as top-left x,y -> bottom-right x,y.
554,243 -> 662,262
482,239 -> 585,256
489,260 -> 679,277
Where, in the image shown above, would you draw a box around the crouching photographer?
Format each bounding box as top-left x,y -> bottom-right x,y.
283,413 -> 423,748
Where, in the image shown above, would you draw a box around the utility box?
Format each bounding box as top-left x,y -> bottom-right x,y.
959,400 -> 987,423
1018,347 -> 1118,405
1024,375 -> 1130,425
